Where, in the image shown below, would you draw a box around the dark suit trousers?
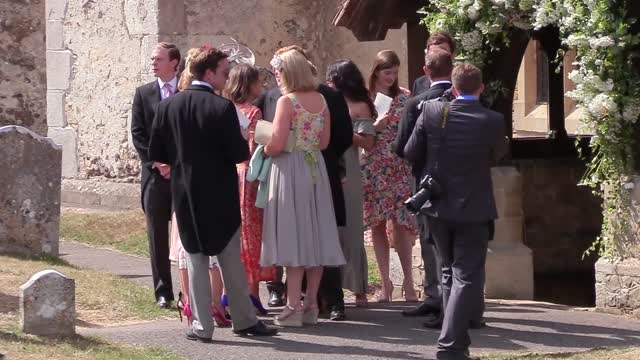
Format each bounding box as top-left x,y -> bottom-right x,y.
427,217 -> 489,356
319,266 -> 344,309
418,214 -> 442,304
142,170 -> 174,301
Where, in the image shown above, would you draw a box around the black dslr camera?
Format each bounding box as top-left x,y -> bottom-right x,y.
404,173 -> 442,214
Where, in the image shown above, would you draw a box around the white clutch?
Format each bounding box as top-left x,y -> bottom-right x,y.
254,120 -> 295,152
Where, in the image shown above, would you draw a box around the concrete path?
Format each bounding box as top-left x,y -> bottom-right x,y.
60,241 -> 640,359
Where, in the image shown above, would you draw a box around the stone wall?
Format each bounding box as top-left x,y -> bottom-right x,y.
49,0 -> 156,180
0,0 -> 47,135
596,258 -> 640,318
54,0 -> 408,204
516,158 -> 602,275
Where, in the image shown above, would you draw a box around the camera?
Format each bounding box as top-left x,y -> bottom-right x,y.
404,173 -> 442,214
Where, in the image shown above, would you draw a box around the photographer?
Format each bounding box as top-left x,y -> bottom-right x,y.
403,64 -> 508,360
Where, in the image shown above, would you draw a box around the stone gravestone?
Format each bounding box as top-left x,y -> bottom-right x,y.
20,270 -> 75,336
0,125 -> 62,256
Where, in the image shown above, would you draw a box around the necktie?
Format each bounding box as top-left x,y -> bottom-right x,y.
163,83 -> 174,98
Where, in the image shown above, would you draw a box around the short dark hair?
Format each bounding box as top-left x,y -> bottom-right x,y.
156,42 -> 181,71
452,63 -> 483,95
427,32 -> 456,54
189,48 -> 229,81
425,49 -> 453,79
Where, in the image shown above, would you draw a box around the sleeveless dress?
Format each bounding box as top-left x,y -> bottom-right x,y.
235,102 -> 277,285
260,93 -> 346,267
340,117 -> 375,293
361,88 -> 417,233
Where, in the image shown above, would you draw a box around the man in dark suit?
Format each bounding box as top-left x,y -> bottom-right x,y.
255,46 -> 353,320
131,42 -> 180,308
404,64 -> 508,360
394,49 -> 452,320
148,47 -> 277,342
411,32 -> 456,96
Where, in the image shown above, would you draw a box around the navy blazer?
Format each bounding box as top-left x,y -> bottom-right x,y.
404,99 -> 508,223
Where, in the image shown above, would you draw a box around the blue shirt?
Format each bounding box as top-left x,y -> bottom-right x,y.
456,95 -> 478,100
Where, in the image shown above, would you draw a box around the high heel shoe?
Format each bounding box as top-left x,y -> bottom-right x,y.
250,294 -> 268,316
402,279 -> 419,302
302,306 -> 319,325
212,305 -> 232,328
274,304 -> 303,327
177,292 -> 193,324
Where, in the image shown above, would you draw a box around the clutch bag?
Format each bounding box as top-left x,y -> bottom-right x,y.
254,120 -> 296,152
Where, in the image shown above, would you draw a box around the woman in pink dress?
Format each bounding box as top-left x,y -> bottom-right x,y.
223,64 -> 276,311
363,50 -> 418,303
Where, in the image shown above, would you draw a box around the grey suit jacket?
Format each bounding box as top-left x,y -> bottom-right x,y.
404,99 -> 508,223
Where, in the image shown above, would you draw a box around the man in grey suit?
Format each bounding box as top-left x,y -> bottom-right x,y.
404,64 -> 507,360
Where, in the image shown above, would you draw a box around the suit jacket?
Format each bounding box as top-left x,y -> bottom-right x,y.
148,85 -> 250,256
255,85 -> 353,226
411,75 -> 431,96
393,82 -> 452,178
404,99 -> 508,223
131,80 -> 179,210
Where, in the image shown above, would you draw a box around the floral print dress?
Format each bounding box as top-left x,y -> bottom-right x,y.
235,102 -> 276,285
361,88 -> 417,233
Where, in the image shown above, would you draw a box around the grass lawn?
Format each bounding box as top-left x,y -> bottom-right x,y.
0,254 -> 180,359
480,347 -> 640,359
0,254 -> 172,327
0,330 -> 181,360
60,208 -> 149,257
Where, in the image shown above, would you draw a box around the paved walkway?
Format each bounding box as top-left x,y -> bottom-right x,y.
60,241 -> 640,359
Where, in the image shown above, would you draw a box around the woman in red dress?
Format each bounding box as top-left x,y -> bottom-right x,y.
224,64 -> 276,310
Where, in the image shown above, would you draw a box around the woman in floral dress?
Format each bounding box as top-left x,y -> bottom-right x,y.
363,50 -> 418,302
223,64 -> 276,310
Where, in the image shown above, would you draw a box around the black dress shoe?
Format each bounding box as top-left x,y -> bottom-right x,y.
267,291 -> 284,307
233,321 -> 278,336
185,329 -> 212,343
329,306 -> 346,321
157,296 -> 171,309
422,312 -> 443,329
470,320 -> 487,329
401,301 -> 440,317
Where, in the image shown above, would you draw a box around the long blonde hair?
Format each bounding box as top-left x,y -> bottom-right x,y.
276,49 -> 319,95
177,48 -> 201,91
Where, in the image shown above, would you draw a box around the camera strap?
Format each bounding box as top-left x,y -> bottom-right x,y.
432,102 -> 451,173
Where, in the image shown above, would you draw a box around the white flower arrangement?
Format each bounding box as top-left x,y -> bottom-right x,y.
419,0 -> 640,257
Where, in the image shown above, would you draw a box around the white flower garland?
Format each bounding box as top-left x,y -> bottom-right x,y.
420,0 -> 640,258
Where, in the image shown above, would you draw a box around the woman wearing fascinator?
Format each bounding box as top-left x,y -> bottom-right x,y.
259,49 -> 346,327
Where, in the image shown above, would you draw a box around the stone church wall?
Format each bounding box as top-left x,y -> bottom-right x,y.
0,0 -> 47,135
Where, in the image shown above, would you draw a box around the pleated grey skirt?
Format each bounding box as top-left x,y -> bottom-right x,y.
260,150 -> 346,267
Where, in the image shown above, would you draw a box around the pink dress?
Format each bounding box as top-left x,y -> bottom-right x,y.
361,88 -> 417,233
235,102 -> 276,284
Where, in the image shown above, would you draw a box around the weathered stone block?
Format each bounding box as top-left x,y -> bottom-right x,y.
46,0 -> 68,20
124,0 -> 159,36
158,0 -> 186,34
0,126 -> 61,257
46,20 -> 64,50
48,127 -> 78,177
493,216 -> 524,245
141,35 -> 160,75
596,258 -> 640,318
46,51 -> 72,90
47,91 -> 66,127
20,270 -> 75,336
485,244 -> 534,300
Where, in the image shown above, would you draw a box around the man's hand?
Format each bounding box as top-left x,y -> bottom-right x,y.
152,162 -> 171,179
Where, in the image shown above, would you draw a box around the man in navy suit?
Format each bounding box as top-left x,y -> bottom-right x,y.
404,64 -> 508,360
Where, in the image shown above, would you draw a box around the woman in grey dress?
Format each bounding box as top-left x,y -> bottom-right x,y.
260,49 -> 346,327
326,60 -> 376,307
